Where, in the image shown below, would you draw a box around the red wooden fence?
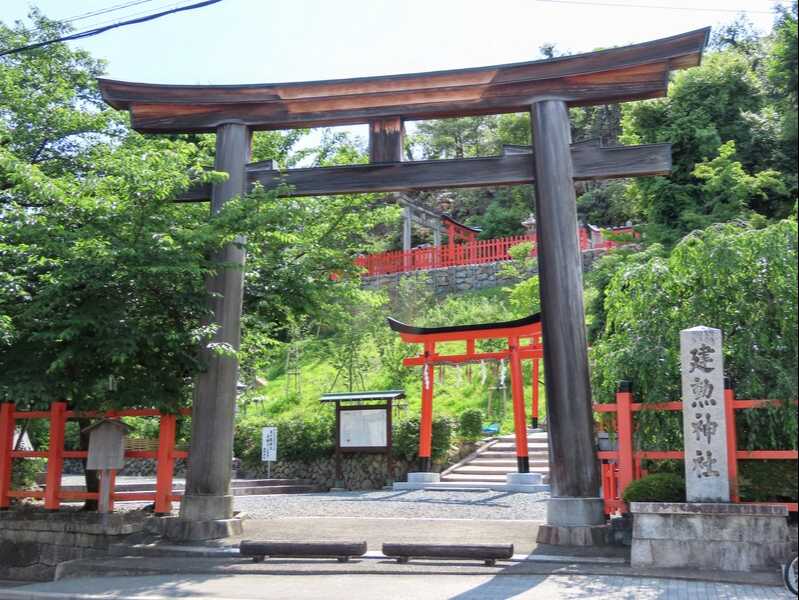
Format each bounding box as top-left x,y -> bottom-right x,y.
594,385 -> 798,515
0,402 -> 190,514
356,227 -> 631,277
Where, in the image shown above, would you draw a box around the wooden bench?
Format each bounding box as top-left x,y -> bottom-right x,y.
382,542 -> 514,566
239,540 -> 367,563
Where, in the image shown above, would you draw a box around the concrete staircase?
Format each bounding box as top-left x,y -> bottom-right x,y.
434,429 -> 551,491
228,479 -> 327,495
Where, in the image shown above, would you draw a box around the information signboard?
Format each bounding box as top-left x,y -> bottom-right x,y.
340,409 -> 387,448
261,427 -> 277,462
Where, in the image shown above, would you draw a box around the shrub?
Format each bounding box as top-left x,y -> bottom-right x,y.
622,473 -> 686,503
236,414 -> 335,469
458,409 -> 484,441
393,416 -> 455,462
738,460 -> 798,502
12,458 -> 45,489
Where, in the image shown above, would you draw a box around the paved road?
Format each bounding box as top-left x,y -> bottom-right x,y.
3,573 -> 793,599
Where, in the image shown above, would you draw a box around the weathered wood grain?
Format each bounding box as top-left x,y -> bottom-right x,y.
98,28 -> 709,133
530,100 -> 599,499
181,123 -> 251,522
175,140 -> 670,201
382,542 -> 514,565
369,117 -> 404,163
239,540 -> 368,562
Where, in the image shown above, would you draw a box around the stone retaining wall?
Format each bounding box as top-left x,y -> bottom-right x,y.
241,454 -> 415,490
361,251 -> 602,296
62,458 -> 187,477
0,508 -> 148,581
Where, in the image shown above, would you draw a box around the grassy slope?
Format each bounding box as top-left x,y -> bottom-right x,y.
239,286 -> 547,433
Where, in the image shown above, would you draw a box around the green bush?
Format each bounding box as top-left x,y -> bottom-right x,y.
236,414 -> 334,469
393,416 -> 455,462
738,460 -> 798,502
12,458 -> 45,489
458,409 -> 484,441
622,473 -> 686,503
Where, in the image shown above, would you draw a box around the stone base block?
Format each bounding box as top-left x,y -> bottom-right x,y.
630,502 -> 792,572
546,497 -> 605,527
162,516 -> 243,541
392,472 -> 440,490
179,494 -> 234,521
505,472 -> 545,492
536,524 -> 610,546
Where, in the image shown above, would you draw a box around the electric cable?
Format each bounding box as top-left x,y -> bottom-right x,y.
0,0 -> 223,57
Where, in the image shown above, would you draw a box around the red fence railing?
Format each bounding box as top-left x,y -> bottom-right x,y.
356,227 -> 633,277
594,385 -> 798,515
0,402 -> 190,514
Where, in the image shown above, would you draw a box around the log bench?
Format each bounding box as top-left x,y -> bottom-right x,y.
382,543 -> 514,566
239,540 -> 367,563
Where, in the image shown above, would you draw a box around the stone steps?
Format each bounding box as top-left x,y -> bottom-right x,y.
449,463 -> 549,475
478,450 -> 549,460
441,473 -> 548,483
490,442 -> 549,451
232,484 -> 326,496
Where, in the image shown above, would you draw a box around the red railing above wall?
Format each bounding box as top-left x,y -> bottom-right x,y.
0,402 -> 190,514
594,386 -> 798,515
356,227 -> 633,277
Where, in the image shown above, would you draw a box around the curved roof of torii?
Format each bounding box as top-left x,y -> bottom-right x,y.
441,214 -> 482,234
387,313 -> 540,337
98,28 -> 709,133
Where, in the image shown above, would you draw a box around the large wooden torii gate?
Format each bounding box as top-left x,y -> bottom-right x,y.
98,27 -> 709,537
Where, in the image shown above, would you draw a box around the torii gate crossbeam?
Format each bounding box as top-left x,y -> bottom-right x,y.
97,27 -> 709,541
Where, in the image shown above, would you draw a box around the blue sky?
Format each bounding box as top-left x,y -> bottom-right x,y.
3,0 -> 786,84
2,1 -> 788,148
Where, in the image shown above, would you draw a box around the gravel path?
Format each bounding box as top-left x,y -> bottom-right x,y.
59,476 -> 550,521
234,489 -> 550,521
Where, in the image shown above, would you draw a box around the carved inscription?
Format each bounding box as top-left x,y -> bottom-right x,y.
680,326 -> 730,502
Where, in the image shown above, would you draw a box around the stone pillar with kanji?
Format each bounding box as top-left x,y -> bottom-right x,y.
680,326 -> 730,502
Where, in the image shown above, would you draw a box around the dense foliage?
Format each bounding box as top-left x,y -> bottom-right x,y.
590,220 -> 798,451
457,409 -> 484,441
393,416 -> 455,463
621,473 -> 686,503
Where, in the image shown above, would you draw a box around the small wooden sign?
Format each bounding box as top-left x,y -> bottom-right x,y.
84,419 -> 131,471
82,419 -> 132,514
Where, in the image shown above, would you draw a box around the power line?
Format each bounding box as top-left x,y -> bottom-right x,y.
60,0 -> 200,34
0,0 -> 223,57
54,1 -> 158,26
24,0 -> 159,35
534,0 -> 780,15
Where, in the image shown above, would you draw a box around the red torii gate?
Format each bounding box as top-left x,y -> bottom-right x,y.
388,314 -> 542,473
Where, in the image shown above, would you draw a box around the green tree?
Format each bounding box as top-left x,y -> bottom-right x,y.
622,44 -> 796,244
590,220 -> 798,451
766,2 -> 798,175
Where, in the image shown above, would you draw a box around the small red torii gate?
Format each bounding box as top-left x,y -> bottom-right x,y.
388,314 -> 543,473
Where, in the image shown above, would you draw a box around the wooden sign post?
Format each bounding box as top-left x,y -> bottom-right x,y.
321,391 -> 405,487
83,419 -> 132,514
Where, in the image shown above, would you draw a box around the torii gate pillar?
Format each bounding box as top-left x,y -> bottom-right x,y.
530,101 -> 604,534
177,123 -> 251,537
